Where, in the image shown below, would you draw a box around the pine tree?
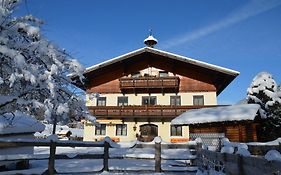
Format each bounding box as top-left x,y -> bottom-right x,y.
247,72 -> 281,141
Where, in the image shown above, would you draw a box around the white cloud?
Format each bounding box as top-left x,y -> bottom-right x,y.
160,0 -> 281,49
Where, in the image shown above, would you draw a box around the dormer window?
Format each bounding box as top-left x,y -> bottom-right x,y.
159,71 -> 168,77
131,72 -> 141,78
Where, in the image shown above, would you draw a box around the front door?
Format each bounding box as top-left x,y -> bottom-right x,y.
138,124 -> 158,142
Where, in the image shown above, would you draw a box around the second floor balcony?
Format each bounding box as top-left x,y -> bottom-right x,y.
88,105 -> 219,118
119,76 -> 180,93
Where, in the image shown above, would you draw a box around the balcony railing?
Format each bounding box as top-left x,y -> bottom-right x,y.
119,76 -> 180,93
88,105 -> 219,118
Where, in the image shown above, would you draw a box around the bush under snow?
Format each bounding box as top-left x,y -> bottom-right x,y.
265,150 -> 281,162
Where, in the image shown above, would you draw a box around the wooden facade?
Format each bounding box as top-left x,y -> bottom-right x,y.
190,122 -> 258,142
78,47 -> 237,95
87,75 -> 216,94
77,46 -> 239,142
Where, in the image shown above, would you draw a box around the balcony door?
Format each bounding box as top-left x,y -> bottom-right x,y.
138,124 -> 158,142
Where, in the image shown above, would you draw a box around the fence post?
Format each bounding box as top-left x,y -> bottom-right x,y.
192,140 -> 202,166
103,140 -> 109,171
218,138 -> 222,151
155,137 -> 162,172
47,140 -> 56,175
237,154 -> 245,175
197,141 -> 203,151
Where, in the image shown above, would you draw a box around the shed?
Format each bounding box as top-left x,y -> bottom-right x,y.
171,104 -> 260,142
56,129 -> 72,139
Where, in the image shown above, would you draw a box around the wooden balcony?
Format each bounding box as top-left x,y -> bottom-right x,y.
119,76 -> 180,93
88,105 -> 219,118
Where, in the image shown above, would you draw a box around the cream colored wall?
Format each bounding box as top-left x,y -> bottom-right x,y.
84,66 -> 217,142
180,92 -> 217,105
86,92 -> 217,106
83,119 -> 189,142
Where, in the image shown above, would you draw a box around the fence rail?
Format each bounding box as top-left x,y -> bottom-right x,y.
197,149 -> 281,175
0,138 -> 201,174
247,144 -> 281,155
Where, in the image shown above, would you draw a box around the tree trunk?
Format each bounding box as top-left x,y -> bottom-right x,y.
52,116 -> 57,135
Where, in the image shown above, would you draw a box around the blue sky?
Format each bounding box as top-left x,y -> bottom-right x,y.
16,0 -> 281,104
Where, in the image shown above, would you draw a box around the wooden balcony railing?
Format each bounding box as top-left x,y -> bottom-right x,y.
119,76 -> 180,92
88,105 -> 219,118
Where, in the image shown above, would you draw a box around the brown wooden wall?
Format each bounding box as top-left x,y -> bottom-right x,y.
87,75 -> 216,93
87,79 -> 120,93
179,76 -> 216,92
190,122 -> 258,142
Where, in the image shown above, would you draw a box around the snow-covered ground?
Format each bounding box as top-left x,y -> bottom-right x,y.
0,146 -> 197,175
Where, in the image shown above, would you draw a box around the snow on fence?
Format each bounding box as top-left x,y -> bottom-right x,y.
0,137 -> 201,174
247,143 -> 281,156
197,148 -> 281,175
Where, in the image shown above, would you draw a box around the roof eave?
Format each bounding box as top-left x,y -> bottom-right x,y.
84,47 -> 240,77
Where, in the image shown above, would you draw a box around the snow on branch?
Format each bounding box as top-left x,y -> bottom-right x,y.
0,0 -> 95,125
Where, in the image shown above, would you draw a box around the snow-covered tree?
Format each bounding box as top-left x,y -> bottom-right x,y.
247,72 -> 281,141
0,0 -> 95,133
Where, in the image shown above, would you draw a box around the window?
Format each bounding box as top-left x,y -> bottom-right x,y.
131,72 -> 141,78
193,95 -> 204,106
159,71 -> 168,77
118,96 -> 128,106
95,124 -> 106,135
116,124 -> 127,136
97,97 -> 106,106
170,125 -> 182,136
142,96 -> 157,106
170,96 -> 181,106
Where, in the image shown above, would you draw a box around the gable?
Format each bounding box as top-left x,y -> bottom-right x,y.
87,67 -> 216,93
75,47 -> 239,95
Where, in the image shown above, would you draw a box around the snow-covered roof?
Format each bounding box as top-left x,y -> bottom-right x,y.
171,104 -> 260,125
85,47 -> 239,76
70,128 -> 84,138
144,35 -> 158,43
35,124 -> 84,138
0,111 -> 45,135
56,129 -> 72,135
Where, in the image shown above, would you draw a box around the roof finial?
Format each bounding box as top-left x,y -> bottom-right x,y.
144,30 -> 158,48
149,29 -> 153,36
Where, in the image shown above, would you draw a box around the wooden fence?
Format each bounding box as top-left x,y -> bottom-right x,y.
197,149 -> 281,175
247,143 -> 281,155
0,138 -> 201,174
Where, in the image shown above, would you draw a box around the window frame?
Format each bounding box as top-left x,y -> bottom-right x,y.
97,97 -> 106,106
95,124 -> 106,136
193,95 -> 204,106
159,71 -> 169,77
131,72 -> 141,78
116,124 -> 127,136
170,125 -> 182,136
170,95 -> 181,106
117,96 -> 128,106
142,96 -> 157,106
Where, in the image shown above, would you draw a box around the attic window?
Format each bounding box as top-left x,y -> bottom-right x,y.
159,71 -> 168,77
131,72 -> 141,78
